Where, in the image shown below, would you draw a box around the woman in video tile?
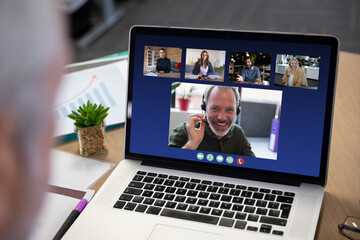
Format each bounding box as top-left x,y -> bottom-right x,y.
192,50 -> 215,76
282,57 -> 304,87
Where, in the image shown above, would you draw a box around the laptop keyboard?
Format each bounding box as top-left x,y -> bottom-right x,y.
113,171 -> 296,236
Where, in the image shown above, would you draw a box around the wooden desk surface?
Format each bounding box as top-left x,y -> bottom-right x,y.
56,51 -> 360,240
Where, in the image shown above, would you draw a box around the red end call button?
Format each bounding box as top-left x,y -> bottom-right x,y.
236,157 -> 244,165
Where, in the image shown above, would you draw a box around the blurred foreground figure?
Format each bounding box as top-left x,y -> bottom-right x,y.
0,0 -> 68,239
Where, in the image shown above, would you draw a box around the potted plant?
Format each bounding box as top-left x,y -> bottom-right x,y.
171,82 -> 195,111
68,101 -> 110,156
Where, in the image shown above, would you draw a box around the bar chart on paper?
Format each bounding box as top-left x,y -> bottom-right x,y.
54,60 -> 128,138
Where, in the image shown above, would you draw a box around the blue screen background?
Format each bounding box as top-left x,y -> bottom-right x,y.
128,34 -> 331,177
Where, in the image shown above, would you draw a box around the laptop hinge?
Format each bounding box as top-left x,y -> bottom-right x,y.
141,159 -> 302,187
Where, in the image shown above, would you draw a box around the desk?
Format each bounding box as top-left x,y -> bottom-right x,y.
55,51 -> 360,239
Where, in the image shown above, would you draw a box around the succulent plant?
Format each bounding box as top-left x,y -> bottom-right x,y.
67,100 -> 110,128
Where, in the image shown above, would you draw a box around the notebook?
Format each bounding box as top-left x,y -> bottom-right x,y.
63,26 -> 339,240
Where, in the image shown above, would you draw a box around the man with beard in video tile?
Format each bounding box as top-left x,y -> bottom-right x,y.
169,85 -> 255,156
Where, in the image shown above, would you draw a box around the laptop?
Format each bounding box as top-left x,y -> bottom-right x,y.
63,26 -> 339,239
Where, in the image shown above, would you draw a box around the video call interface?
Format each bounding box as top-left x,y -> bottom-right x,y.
129,33 -> 332,177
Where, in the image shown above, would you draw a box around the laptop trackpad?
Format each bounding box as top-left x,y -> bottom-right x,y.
148,224 -> 221,240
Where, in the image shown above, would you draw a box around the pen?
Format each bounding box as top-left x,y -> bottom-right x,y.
53,198 -> 88,240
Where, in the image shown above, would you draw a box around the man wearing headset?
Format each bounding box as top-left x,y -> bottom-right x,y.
169,85 -> 255,157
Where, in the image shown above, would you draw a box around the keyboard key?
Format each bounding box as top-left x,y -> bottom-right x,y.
175,196 -> 186,202
260,216 -> 287,226
143,177 -> 154,183
135,204 -> 148,213
113,201 -> 126,209
211,209 -> 223,216
209,193 -> 221,200
268,202 -> 279,209
196,184 -> 207,191
144,184 -> 155,190
223,211 -> 235,218
158,174 -> 168,178
284,192 -> 295,197
232,204 -> 244,212
119,194 -> 133,201
174,181 -> 185,188
235,212 -> 247,220
153,178 -> 164,185
234,220 -> 247,229
153,192 -> 164,199
199,207 -> 211,214
164,194 -> 175,201
276,196 -> 294,204
247,214 -> 259,222
269,209 -> 280,217
244,206 -> 255,213
124,187 -> 142,195
248,187 -> 259,191
165,187 -> 176,193
209,201 -> 220,208
133,175 -> 144,181
218,187 -> 230,194
232,197 -> 244,204
256,208 -> 268,215
253,192 -> 264,199
154,185 -> 165,192
259,188 -> 270,193
165,201 -> 177,209
221,195 -> 232,202
179,177 -> 190,181
146,206 -> 161,215
143,198 -> 155,205
190,178 -> 201,183
256,200 -> 267,207
201,180 -> 212,185
124,202 -> 137,211
280,204 -> 292,218
161,209 -> 219,225
241,191 -> 252,197
229,189 -> 240,196
213,182 -> 223,186
186,197 -> 197,204
176,203 -> 188,210
132,196 -> 144,203
187,190 -> 198,197
236,185 -> 246,190
128,181 -> 144,189
197,199 -> 209,206
188,205 -> 199,212
219,218 -> 235,227
220,202 -> 232,210
185,183 -> 196,189
260,224 -> 272,233
272,230 -> 284,236
147,172 -> 157,177
224,183 -> 235,188
164,180 -> 175,186
244,198 -> 255,205
265,194 -> 276,201
198,192 -> 209,198
207,186 -> 219,192
154,200 -> 166,207
137,171 -> 147,175
271,190 -> 283,195
142,190 -> 153,197
169,175 -> 179,180
247,226 -> 258,231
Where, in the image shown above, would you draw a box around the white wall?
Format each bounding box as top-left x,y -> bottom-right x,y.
186,49 -> 226,68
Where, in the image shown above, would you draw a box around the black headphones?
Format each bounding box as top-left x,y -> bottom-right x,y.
201,93 -> 241,115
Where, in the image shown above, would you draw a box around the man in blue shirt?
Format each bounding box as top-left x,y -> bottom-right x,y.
237,57 -> 261,84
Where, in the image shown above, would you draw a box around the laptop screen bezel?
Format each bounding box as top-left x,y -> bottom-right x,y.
125,25 -> 339,187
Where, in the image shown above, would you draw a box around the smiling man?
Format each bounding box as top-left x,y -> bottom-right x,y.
169,85 -> 255,157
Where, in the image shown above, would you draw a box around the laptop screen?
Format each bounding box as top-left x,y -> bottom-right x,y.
126,27 -> 338,182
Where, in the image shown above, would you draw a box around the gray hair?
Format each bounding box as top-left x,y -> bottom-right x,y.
203,85 -> 240,108
0,0 -> 68,175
